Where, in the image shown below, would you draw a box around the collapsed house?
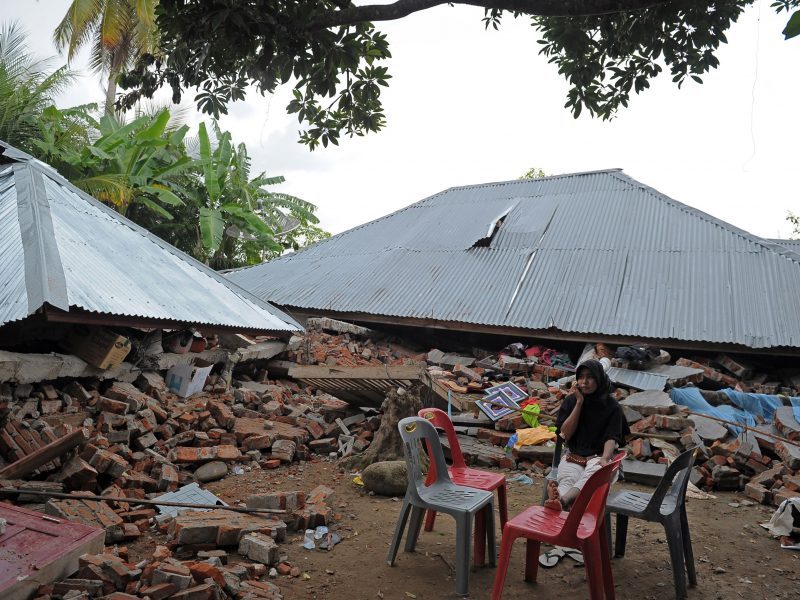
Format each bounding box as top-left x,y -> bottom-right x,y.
227,169 -> 800,354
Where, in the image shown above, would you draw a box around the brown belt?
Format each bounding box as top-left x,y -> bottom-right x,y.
565,453 -> 593,466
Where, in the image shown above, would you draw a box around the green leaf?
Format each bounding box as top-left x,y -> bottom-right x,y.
88,146 -> 113,160
139,110 -> 171,141
137,197 -> 174,220
198,122 -> 221,202
143,185 -> 184,206
199,206 -> 224,251
784,11 -> 800,39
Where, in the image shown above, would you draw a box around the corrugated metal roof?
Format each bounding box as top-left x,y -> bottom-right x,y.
227,169 -> 800,349
0,141 -> 301,334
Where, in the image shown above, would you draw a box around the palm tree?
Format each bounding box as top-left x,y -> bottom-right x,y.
0,21 -> 78,151
54,0 -> 159,115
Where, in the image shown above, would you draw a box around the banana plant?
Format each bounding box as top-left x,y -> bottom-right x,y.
41,107 -> 192,218
190,121 -> 322,268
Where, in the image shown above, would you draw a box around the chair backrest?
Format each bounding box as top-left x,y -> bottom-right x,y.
643,446 -> 698,516
398,416 -> 453,503
563,451 -> 626,539
418,408 -> 467,475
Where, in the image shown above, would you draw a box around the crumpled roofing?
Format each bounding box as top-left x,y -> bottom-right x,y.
0,141 -> 301,334
227,169 -> 800,349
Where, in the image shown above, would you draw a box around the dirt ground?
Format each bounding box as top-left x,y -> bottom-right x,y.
131,458 -> 800,600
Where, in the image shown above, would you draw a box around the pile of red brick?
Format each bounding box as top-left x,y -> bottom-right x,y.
0,371 -> 377,540
285,328 -> 425,368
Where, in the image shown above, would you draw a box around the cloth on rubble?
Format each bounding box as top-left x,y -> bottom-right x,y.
556,360 -> 630,457
670,387 -> 756,435
672,387 -> 800,433
615,345 -> 660,367
761,498 -> 800,537
722,389 -> 800,423
513,426 -> 556,450
520,401 -> 541,427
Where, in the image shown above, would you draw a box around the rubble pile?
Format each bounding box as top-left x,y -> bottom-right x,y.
284,319 -> 425,368
423,342 -> 800,506
0,371 -> 377,542
1,323 -> 799,598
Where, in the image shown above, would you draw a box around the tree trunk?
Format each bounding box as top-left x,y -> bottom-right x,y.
339,383 -> 426,472
104,68 -> 118,116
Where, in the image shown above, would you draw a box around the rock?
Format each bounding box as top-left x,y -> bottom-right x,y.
690,415 -> 728,442
361,460 -> 408,496
620,391 -> 676,415
193,461 -> 228,482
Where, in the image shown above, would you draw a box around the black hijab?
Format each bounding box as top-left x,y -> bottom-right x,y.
555,359 -> 630,457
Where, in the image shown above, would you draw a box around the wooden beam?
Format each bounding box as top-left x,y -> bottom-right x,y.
288,363 -> 424,380
0,429 -> 88,480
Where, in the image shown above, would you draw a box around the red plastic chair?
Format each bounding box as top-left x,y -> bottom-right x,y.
418,407 -> 509,564
491,451 -> 626,600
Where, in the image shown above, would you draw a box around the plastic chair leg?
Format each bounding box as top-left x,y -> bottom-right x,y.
524,538 -> 540,583
680,507 -> 697,586
491,530 -> 518,600
664,514 -> 688,600
423,508 -> 437,532
605,513 -> 613,555
599,519 -> 616,600
474,508 -> 486,568
486,503 -> 497,568
454,513 -> 473,597
387,500 -> 412,565
497,483 -> 509,531
404,505 -> 425,553
583,538 -> 605,600
614,513 -> 629,558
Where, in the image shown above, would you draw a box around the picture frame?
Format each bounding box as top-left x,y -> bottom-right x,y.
484,381 -> 528,404
475,388 -> 520,421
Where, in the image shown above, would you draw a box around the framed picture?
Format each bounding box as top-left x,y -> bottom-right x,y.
484,382 -> 528,404
475,388 -> 520,421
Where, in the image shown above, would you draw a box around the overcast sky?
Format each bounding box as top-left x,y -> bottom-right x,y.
8,1 -> 800,239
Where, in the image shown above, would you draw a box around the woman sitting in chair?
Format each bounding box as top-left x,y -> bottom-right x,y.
545,359 -> 630,511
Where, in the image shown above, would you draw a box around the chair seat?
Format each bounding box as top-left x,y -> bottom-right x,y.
505,505 -> 600,545
607,490 -> 678,518
419,483 -> 493,513
449,467 -> 505,492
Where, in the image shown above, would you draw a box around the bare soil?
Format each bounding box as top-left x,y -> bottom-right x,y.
131,459 -> 800,600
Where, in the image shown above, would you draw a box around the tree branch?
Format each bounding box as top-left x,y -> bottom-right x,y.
307,0 -> 675,30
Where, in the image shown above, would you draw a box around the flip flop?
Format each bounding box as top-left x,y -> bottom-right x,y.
557,547 -> 584,565
538,547 -> 565,568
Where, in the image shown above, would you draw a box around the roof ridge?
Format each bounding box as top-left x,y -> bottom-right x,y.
443,168 -> 625,194
233,169 -> 628,273
609,171 -> 800,265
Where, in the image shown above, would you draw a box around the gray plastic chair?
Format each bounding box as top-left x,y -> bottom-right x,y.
605,447 -> 698,599
387,416 -> 496,597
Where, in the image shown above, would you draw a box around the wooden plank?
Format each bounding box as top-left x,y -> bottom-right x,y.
289,363 -> 424,380
0,429 -> 88,480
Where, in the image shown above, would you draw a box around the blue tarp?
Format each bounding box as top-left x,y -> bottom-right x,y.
670,387 -> 800,435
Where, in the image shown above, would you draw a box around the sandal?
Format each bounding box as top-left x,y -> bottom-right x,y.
538,547 -> 565,568
557,547 -> 584,565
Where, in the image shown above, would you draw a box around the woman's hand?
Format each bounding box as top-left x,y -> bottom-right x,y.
572,381 -> 584,404
597,456 -> 610,466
